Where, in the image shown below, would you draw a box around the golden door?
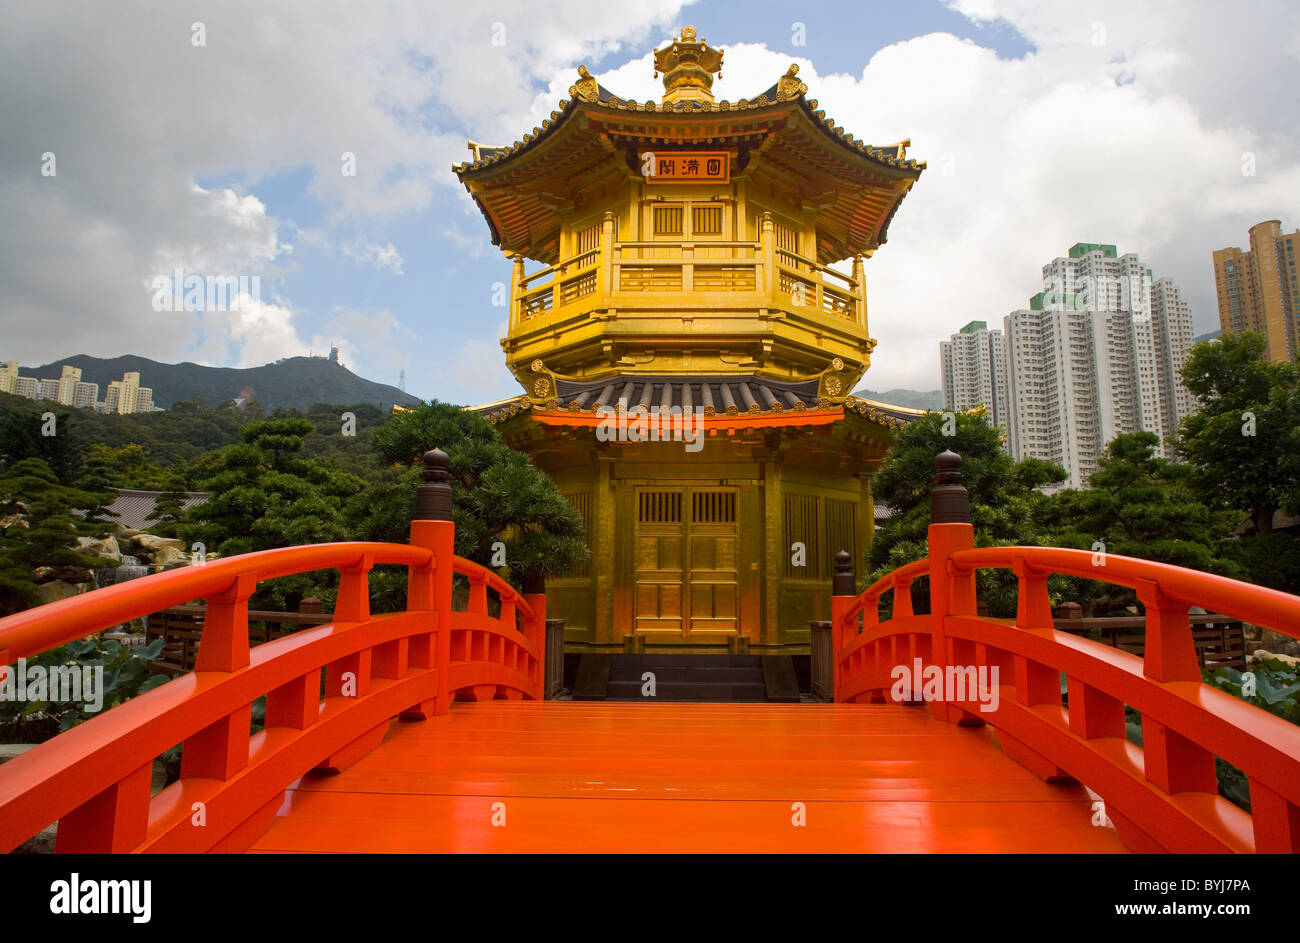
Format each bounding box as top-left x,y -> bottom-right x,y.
634,486 -> 739,637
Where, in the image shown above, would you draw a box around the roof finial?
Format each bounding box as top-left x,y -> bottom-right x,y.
654,26 -> 723,106
776,63 -> 808,101
571,64 -> 599,102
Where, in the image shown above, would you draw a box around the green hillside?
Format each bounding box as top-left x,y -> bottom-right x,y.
32,354 -> 420,411
855,387 -> 943,410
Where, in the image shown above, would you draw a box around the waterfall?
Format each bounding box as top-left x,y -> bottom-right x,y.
93,557 -> 152,588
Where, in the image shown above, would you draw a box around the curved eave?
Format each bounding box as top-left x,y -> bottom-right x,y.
453,92 -> 922,180
453,88 -> 923,261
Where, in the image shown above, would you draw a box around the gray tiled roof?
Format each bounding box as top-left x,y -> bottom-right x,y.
104,489 -> 210,530
474,374 -> 921,427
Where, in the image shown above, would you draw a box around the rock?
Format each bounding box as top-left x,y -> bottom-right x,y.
133,534 -> 185,553
32,565 -> 94,584
35,581 -> 79,605
114,524 -> 142,540
152,546 -> 189,568
76,534 -> 122,565
1250,650 -> 1300,668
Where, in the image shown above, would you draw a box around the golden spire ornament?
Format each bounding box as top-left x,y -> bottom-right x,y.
653,26 -> 724,104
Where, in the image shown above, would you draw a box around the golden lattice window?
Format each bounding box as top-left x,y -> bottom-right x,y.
783,493 -> 819,578
692,490 -> 736,524
638,490 -> 682,524
774,221 -> 800,255
561,491 -> 591,578
823,498 -> 856,580
653,204 -> 683,236
575,222 -> 600,255
692,205 -> 722,236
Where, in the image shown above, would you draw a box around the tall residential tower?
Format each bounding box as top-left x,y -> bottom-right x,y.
940,320 -> 1009,429
1212,220 -> 1300,363
1002,243 -> 1195,488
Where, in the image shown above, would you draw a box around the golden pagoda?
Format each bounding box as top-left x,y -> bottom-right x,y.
456,28 -> 925,653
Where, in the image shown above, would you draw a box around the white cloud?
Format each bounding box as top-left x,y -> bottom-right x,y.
343,239 -> 404,274
557,7 -> 1300,392
0,1 -> 689,366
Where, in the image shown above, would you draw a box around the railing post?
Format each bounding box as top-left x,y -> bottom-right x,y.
511,255 -> 525,329
760,211 -> 775,298
928,450 -> 974,723
181,570 -> 257,783
852,254 -> 866,331
830,550 -> 855,701
524,570 -> 547,700
409,449 -> 454,716
600,210 -> 615,302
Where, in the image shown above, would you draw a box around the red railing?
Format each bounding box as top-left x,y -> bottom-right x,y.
832,452 -> 1300,854
0,450 -> 545,853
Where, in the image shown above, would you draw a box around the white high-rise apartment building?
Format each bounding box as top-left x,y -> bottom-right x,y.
0,362 -> 19,394
940,320 -> 1010,430
103,371 -> 154,414
1002,243 -> 1196,489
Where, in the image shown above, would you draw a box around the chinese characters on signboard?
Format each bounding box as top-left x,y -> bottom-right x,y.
640,151 -> 730,183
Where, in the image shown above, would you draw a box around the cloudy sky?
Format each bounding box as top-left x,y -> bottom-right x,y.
3,0 -> 1298,402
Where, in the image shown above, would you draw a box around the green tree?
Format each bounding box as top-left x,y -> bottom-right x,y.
1040,432 -> 1243,614
365,401 -> 587,587
1176,332 -> 1298,536
867,411 -> 1064,615
0,459 -> 113,616
180,419 -> 366,609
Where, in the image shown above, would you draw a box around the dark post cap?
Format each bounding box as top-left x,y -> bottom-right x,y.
414,448 -> 454,521
832,549 -> 855,596
930,449 -> 971,524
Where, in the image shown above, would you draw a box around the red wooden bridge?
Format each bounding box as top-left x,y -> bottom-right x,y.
1,450 -> 1297,854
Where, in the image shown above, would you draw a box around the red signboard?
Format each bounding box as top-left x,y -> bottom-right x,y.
640,151 -> 730,183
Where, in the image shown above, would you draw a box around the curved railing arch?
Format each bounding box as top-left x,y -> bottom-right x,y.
833,454 -> 1300,855
0,452 -> 546,853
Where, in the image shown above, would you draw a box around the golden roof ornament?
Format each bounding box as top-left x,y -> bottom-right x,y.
653,26 -> 723,105
776,64 -> 807,101
570,65 -> 599,103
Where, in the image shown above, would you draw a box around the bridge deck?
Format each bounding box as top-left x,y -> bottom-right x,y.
249,701 -> 1127,853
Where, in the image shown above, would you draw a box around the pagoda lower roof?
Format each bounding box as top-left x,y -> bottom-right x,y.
470,375 -> 923,429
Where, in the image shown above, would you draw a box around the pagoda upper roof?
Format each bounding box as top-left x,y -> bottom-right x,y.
453,61 -> 923,265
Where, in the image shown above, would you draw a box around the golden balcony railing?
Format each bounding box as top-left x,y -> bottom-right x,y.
509,216 -> 866,336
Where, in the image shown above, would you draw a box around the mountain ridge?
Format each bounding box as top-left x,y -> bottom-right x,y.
31,354 -> 421,412
853,387 -> 943,410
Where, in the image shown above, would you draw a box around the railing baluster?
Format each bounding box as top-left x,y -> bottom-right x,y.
183,571 -> 257,781
1137,581 -> 1198,682
55,762 -> 152,853
266,672 -> 320,729
194,571 -> 256,672
1067,678 -> 1124,739
1143,719 -> 1217,795
1013,558 -> 1052,628
468,572 -> 488,615
1250,781 -> 1300,852
182,707 -> 253,779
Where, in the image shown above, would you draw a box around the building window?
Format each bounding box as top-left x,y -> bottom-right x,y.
638,490 -> 681,524
653,204 -> 683,236
575,222 -> 601,256
561,491 -> 592,578
783,493 -> 819,579
823,498 -> 856,581
692,204 -> 723,237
